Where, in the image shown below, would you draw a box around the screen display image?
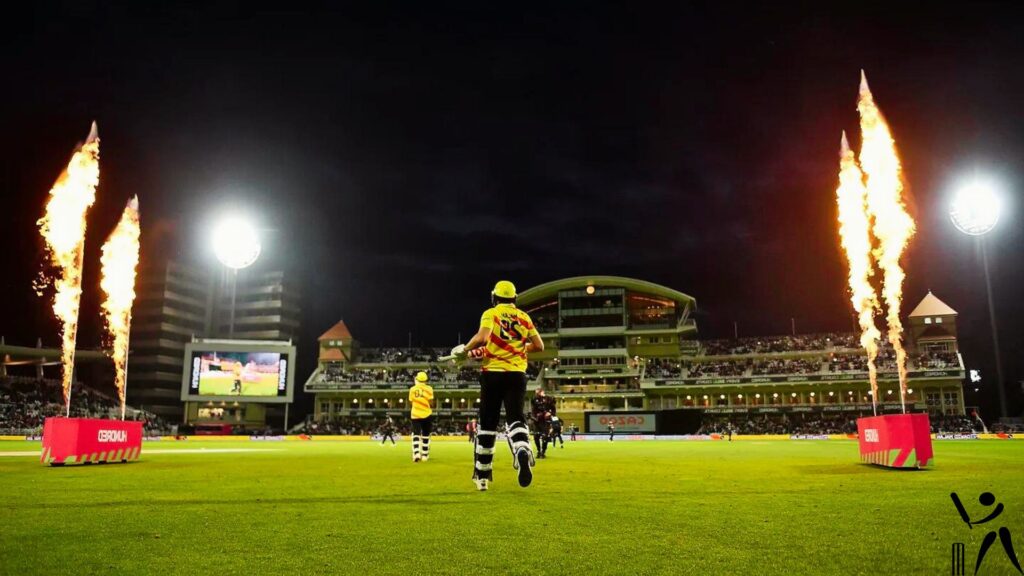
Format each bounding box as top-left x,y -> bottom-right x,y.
189,351 -> 288,398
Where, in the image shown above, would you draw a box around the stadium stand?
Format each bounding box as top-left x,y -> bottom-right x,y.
305,278 -> 972,435
0,376 -> 170,436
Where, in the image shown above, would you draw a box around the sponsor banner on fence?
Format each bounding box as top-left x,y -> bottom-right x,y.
935,433 -> 978,440
577,430 -> 712,438
653,369 -> 962,387
586,412 -> 657,433
306,381 -> 478,391
790,434 -> 830,440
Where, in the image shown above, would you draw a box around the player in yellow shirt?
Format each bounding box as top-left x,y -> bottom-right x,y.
450,280 -> 544,491
409,371 -> 435,462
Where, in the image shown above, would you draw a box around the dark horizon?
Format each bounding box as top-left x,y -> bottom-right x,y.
2,3 -> 1022,417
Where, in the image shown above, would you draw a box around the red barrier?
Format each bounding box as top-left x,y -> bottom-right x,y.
856,413 -> 932,469
41,417 -> 142,466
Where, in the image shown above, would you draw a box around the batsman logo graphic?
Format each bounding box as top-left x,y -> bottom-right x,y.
951,492 -> 1023,575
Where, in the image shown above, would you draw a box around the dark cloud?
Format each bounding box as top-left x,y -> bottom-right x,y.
2,2 -> 1024,414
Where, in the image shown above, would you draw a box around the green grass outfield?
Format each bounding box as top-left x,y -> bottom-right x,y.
197,372 -> 278,396
1,438 -> 1023,575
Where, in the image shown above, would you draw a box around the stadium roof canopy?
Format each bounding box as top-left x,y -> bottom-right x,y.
518,276 -> 696,308
319,319 -> 353,342
908,292 -> 957,318
0,341 -> 109,367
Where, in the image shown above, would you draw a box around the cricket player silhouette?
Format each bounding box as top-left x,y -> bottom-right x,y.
951,492 -> 1023,575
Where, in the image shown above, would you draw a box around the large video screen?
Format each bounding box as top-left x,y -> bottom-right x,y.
181,341 -> 295,403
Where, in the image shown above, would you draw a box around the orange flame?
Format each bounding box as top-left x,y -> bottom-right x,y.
857,72 -> 916,411
37,122 -> 100,414
835,131 -> 881,407
100,196 -> 141,420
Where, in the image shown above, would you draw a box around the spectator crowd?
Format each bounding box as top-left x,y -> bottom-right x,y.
701,333 -> 861,356
0,376 -> 170,435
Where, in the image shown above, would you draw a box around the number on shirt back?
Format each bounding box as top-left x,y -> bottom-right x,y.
498,316 -> 523,341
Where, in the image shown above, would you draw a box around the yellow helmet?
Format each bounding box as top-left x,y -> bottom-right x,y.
415,371 -> 428,383
492,280 -> 517,299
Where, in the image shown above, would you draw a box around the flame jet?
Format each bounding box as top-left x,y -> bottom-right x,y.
836,131 -> 882,411
100,196 -> 141,419
37,122 -> 100,415
857,72 -> 916,412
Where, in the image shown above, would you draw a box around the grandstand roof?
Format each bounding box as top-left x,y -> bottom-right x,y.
908,292 -> 957,318
518,276 -> 697,307
1,342 -> 110,366
319,319 -> 353,342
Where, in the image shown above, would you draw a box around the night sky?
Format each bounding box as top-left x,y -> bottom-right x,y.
2,3 -> 1023,416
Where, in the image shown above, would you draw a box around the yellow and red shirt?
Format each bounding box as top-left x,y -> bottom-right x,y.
409,382 -> 434,419
478,303 -> 538,372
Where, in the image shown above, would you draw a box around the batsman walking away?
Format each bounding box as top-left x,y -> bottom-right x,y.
448,280 -> 544,492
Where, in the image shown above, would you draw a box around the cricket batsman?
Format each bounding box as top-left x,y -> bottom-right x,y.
450,280 -> 544,491
409,371 -> 434,462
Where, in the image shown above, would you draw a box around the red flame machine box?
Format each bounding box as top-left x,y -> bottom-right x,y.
856,413 -> 933,469
41,417 -> 142,466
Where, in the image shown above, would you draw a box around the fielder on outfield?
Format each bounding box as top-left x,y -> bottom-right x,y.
409,371 -> 434,462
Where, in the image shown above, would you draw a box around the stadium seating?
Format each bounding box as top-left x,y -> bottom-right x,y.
0,376 -> 170,435
700,332 -> 860,356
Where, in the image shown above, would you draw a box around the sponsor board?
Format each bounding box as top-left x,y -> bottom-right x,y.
653,369 -> 962,387
936,433 -> 978,440
586,412 -> 657,433
40,417 -> 143,465
856,413 -> 933,468
790,434 -> 830,440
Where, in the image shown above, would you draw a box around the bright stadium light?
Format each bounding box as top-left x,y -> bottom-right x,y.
210,215 -> 263,338
950,180 -> 1000,236
212,217 -> 262,270
949,177 -> 1009,417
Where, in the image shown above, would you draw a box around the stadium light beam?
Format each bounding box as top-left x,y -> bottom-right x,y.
211,216 -> 261,338
950,177 -> 1007,417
